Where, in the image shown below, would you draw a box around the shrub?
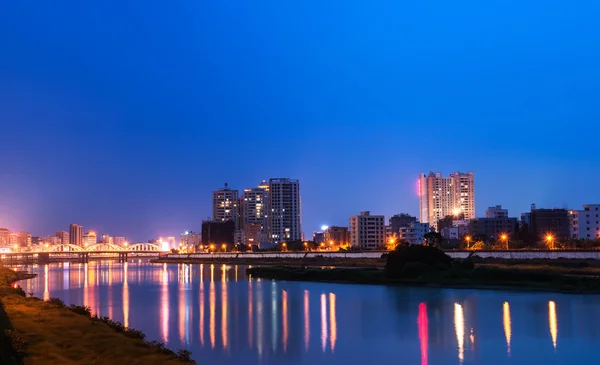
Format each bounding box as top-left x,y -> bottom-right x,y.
400,262 -> 431,278
13,285 -> 26,297
176,349 -> 194,362
68,304 -> 92,317
4,329 -> 28,357
452,259 -> 475,271
47,297 -> 66,307
385,244 -> 452,278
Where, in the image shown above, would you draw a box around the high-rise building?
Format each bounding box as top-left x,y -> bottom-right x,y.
267,178 -> 302,246
350,211 -> 385,249
212,183 -> 239,228
69,224 -> 83,247
241,181 -> 270,246
0,228 -> 10,249
569,204 -> 600,240
83,231 -> 97,247
419,171 -> 475,230
56,230 -> 69,245
201,220 -> 235,248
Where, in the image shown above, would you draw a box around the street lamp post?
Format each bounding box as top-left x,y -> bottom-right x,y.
465,235 -> 472,249
500,234 -> 509,250
546,234 -> 555,250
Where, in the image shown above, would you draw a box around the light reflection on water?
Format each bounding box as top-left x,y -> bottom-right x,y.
16,260 -> 600,365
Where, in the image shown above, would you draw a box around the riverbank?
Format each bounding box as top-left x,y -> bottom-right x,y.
246,265 -> 600,294
153,256 -> 385,267
0,267 -> 195,365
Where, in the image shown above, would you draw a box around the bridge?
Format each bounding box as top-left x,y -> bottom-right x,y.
1,243 -> 164,265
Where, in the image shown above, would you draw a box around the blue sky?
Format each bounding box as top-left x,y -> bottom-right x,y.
1,1 -> 599,241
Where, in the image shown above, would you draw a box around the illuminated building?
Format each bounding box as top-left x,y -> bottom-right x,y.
267,178 -> 302,247
83,231 -> 97,247
212,183 -> 240,228
324,226 -> 349,248
419,172 -> 475,230
398,222 -> 431,244
350,211 -> 385,249
46,236 -> 61,245
241,181 -> 269,246
113,236 -> 126,246
100,233 -> 113,244
69,224 -> 83,247
10,231 -> 31,248
0,228 -> 9,249
180,231 -> 201,248
56,230 -> 69,245
569,204 -> 600,239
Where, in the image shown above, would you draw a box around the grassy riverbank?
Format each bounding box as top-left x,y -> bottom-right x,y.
154,256 -> 385,267
246,265 -> 600,293
0,267 -> 195,365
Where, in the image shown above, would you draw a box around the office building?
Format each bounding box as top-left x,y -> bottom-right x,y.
56,230 -> 69,245
0,228 -> 9,249
83,231 -> 97,247
324,226 -> 349,248
212,183 -> 239,228
419,172 -> 475,230
569,204 -> 600,240
267,178 -> 302,246
531,208 -> 570,240
69,224 -> 83,247
350,211 -> 385,249
486,205 -> 508,218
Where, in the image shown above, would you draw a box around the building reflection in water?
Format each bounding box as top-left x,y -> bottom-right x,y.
503,302 -> 511,356
123,262 -> 129,328
549,301 -> 558,350
256,280 -> 264,357
329,293 -> 337,352
304,290 -> 310,352
321,293 -> 328,352
454,303 -> 465,364
43,264 -> 49,301
271,282 -> 278,352
282,290 -> 288,352
210,264 -> 216,349
221,265 -> 228,350
200,264 -> 205,347
248,276 -> 253,349
161,263 -> 169,343
418,303 -> 428,365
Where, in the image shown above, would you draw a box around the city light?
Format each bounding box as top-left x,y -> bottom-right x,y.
321,225 -> 329,231
546,234 -> 555,250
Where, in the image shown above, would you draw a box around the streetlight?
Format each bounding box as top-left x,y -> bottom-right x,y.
465,235 -> 472,249
222,243 -> 227,252
210,243 -> 215,252
500,233 -> 509,250
320,242 -> 325,250
282,242 -> 287,252
546,234 -> 555,250
304,242 -> 308,251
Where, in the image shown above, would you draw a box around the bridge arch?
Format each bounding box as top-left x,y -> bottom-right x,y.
49,244 -> 84,252
86,243 -> 125,252
128,243 -> 162,252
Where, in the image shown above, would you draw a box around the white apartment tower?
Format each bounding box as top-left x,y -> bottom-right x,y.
267,178 -> 301,246
212,183 -> 240,228
350,211 -> 385,249
419,171 -> 475,230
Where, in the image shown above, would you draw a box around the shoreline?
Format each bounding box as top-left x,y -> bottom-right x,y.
152,257 -> 385,267
246,266 -> 600,295
0,267 -> 195,365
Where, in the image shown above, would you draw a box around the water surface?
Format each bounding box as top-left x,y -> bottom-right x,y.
18,260 -> 600,365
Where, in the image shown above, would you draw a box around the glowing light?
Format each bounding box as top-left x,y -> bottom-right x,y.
454,303 -> 465,364
200,266 -> 205,347
43,264 -> 49,301
221,265 -> 228,349
123,262 -> 129,328
329,293 -> 337,352
282,290 -> 288,352
321,293 -> 328,352
161,240 -> 169,252
418,303 -> 428,365
503,302 -> 511,356
304,290 -> 310,351
248,278 -> 253,348
549,301 -> 558,350
210,265 -> 215,349
453,208 -> 462,216
321,225 -> 329,231
160,263 -> 169,343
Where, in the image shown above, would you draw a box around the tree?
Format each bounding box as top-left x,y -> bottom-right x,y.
423,232 -> 444,248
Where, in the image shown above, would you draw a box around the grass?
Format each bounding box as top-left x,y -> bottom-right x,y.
0,266 -> 195,365
246,264 -> 600,293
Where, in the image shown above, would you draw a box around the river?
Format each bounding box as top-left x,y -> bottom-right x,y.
15,260 -> 600,365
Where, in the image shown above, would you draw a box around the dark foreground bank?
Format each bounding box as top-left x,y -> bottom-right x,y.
246,264 -> 600,294
0,267 -> 195,365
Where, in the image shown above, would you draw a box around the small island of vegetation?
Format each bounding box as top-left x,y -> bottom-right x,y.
246,244 -> 600,293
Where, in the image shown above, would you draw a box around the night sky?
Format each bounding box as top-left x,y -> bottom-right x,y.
1,1 -> 599,241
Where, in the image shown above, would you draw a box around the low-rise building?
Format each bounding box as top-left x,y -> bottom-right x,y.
350,211 -> 385,250
468,217 -> 519,240
531,208 -> 570,240
486,205 -> 508,218
324,226 -> 349,248
398,222 -> 430,245
569,204 -> 600,240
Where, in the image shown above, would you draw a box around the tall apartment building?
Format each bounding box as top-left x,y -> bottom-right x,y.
69,224 -> 83,247
350,211 -> 385,249
419,171 -> 475,230
267,178 -> 301,246
212,183 -> 239,228
241,181 -> 270,246
0,228 -> 9,249
56,230 -> 69,245
569,204 -> 600,240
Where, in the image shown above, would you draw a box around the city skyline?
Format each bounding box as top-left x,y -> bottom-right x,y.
1,1 -> 600,241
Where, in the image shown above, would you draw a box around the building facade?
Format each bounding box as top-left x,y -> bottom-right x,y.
569,204 -> 600,240
350,211 -> 385,249
324,226 -> 349,248
389,214 -> 418,234
530,209 -> 571,240
397,222 -> 430,245
0,228 -> 9,249
212,183 -> 240,228
9,232 -> 31,249
267,178 -> 301,246
468,217 -> 518,240
241,181 -> 270,246
56,230 -> 69,245
201,220 -> 235,248
486,205 -> 508,218
83,231 -> 97,247
419,171 -> 475,230
69,224 -> 83,247
113,236 -> 126,246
